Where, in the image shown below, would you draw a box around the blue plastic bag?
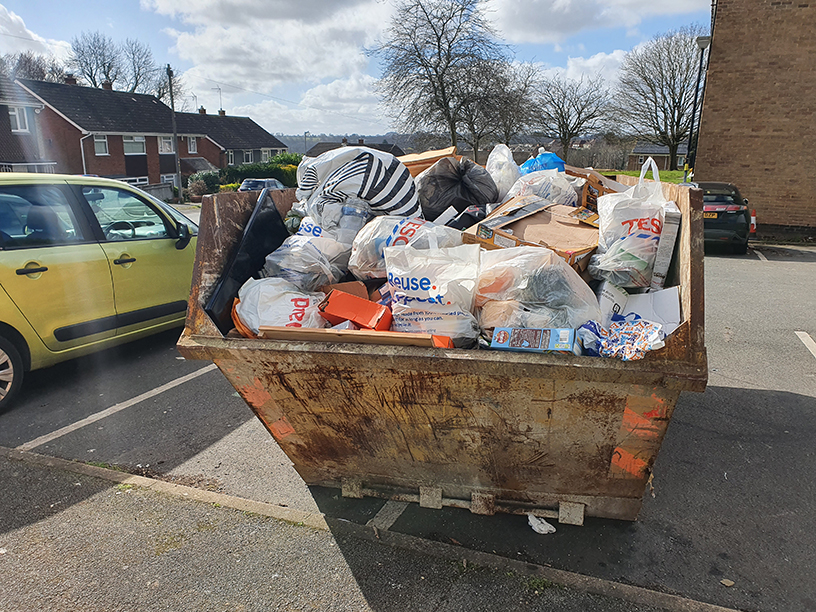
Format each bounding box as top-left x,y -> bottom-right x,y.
520,151 -> 565,175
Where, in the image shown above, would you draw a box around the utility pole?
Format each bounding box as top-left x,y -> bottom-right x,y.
167,64 -> 182,199
304,131 -> 310,155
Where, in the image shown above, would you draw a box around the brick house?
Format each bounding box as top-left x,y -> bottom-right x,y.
695,1 -> 816,232
626,142 -> 688,172
0,76 -> 56,173
15,77 -> 286,187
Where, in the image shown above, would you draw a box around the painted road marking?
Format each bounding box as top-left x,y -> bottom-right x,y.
16,364 -> 218,451
752,248 -> 768,262
795,331 -> 816,360
366,500 -> 410,531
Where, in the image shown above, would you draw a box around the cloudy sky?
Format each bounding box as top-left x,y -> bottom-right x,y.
0,0 -> 710,136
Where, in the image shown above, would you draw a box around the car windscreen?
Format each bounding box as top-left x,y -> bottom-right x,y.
241,180 -> 265,190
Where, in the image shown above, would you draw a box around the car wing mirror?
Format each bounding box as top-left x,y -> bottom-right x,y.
175,223 -> 192,250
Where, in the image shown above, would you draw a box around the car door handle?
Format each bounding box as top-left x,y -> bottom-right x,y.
16,266 -> 48,275
113,257 -> 136,265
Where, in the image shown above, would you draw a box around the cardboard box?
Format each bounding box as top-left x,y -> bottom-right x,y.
463,195 -> 599,270
649,202 -> 681,290
258,326 -> 454,348
490,327 -> 582,356
318,289 -> 393,331
319,281 -> 369,300
564,165 -> 627,211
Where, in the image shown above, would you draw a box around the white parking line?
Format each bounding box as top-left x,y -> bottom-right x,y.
795,331 -> 816,360
16,364 -> 218,452
752,248 -> 769,262
366,500 -> 410,531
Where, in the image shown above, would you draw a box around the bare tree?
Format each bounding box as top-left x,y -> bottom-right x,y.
371,0 -> 506,147
69,31 -> 122,87
0,51 -> 65,82
454,59 -> 506,163
493,62 -> 540,145
613,24 -> 709,170
535,73 -> 610,165
153,66 -> 189,109
121,38 -> 159,93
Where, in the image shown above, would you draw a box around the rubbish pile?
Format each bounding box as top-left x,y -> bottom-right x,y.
230,147 -> 684,361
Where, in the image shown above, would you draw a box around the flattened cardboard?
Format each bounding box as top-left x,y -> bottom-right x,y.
319,281 -> 369,300
318,289 -> 393,330
463,195 -> 599,269
258,326 -> 454,348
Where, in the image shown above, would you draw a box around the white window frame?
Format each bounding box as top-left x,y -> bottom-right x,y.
227,150 -> 234,165
677,155 -> 685,167
637,155 -> 644,164
9,107 -> 28,133
261,148 -> 271,163
122,176 -> 149,186
188,136 -> 197,154
94,135 -> 109,156
159,136 -> 174,154
161,174 -> 178,188
123,135 -> 146,155
243,150 -> 253,164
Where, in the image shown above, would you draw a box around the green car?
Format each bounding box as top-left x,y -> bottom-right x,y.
0,174 -> 198,410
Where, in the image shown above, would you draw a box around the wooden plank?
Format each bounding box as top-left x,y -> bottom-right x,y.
258,326 -> 443,347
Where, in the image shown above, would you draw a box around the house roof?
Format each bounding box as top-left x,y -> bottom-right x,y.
631,141 -> 689,156
18,78 -> 174,134
180,156 -> 218,174
175,112 -> 287,151
0,76 -> 41,107
306,141 -> 404,158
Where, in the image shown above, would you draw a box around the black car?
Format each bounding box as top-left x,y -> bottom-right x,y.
683,181 -> 751,254
237,178 -> 286,192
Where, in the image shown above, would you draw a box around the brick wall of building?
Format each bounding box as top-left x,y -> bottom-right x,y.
37,107 -> 84,174
695,0 -> 816,230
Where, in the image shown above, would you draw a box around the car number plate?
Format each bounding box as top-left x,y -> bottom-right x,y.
703,212 -> 718,219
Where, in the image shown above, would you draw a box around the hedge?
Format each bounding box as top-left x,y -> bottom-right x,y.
187,153 -> 303,196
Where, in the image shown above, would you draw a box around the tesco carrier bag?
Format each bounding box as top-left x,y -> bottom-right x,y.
588,157 -> 668,288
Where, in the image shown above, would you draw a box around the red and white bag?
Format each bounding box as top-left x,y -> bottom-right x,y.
235,277 -> 327,335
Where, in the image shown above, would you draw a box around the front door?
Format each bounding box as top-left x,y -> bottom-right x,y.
0,183 -> 116,351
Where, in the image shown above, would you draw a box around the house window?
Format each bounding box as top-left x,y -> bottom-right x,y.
261,149 -> 270,163
159,136 -> 174,154
94,135 -> 109,156
243,150 -> 253,164
122,176 -> 149,186
188,137 -> 197,154
637,156 -> 644,164
123,135 -> 146,155
9,107 -> 28,132
677,155 -> 685,167
227,150 -> 234,165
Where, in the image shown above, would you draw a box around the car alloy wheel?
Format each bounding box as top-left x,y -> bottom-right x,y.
0,336 -> 23,410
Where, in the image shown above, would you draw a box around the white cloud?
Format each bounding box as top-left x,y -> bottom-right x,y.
229,73 -> 389,135
487,0 -> 709,44
0,6 -> 71,60
142,0 -> 374,24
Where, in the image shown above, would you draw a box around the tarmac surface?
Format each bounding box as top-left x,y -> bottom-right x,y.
0,447 -> 722,612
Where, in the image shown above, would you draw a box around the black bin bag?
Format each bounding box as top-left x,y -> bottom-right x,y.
415,157 -> 499,221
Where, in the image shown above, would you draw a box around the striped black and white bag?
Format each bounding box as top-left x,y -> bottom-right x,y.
296,147 -> 420,224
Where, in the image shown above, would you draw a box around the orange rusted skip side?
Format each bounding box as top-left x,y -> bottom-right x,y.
178,179 -> 707,522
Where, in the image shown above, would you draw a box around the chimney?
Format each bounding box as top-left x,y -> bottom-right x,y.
64,74 -> 77,85
218,109 -> 226,116
198,106 -> 207,114
341,137 -> 348,145
358,138 -> 364,145
101,81 -> 113,90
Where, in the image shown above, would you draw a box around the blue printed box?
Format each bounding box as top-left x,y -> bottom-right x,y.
490,327 -> 582,356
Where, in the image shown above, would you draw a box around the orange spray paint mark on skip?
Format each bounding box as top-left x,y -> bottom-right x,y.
241,378 -> 272,408
610,447 -> 648,478
269,416 -> 295,440
621,407 -> 661,440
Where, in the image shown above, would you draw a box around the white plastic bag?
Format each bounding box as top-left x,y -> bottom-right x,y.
348,216 -> 463,280
235,277 -> 327,335
296,197 -> 370,246
262,234 -> 348,292
476,247 -> 601,334
504,169 -> 578,206
296,146 -> 419,227
486,144 -> 521,201
589,157 -> 667,288
385,244 -> 481,346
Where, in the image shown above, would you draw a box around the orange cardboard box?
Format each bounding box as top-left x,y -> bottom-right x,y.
318,289 -> 393,331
